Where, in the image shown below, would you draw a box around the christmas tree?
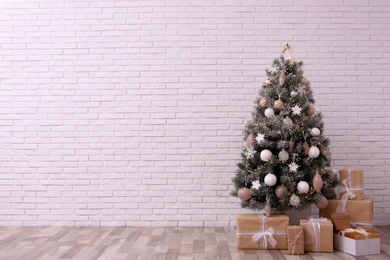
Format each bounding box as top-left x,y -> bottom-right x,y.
231,44 -> 338,215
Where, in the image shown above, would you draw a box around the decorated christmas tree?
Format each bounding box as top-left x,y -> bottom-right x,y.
231,44 -> 338,215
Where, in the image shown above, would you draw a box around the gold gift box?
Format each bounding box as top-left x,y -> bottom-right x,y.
319,198 -> 373,231
339,169 -> 364,200
287,225 -> 304,255
236,214 -> 288,250
300,218 -> 333,252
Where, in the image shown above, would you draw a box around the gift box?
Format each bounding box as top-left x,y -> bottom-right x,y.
331,213 -> 350,231
236,214 -> 288,250
300,218 -> 333,252
287,225 -> 304,255
319,198 -> 373,231
334,228 -> 380,256
339,169 -> 364,200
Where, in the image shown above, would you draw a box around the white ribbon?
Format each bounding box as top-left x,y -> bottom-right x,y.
307,218 -> 328,252
335,179 -> 357,214
250,214 -> 277,249
338,227 -> 370,254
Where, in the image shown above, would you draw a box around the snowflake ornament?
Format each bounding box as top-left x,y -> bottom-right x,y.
292,105 -> 302,115
256,133 -> 265,144
251,180 -> 261,190
245,148 -> 256,159
288,162 -> 299,172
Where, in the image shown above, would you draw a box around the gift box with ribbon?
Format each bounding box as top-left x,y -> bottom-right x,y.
236,214 -> 288,250
331,213 -> 350,231
287,225 -> 304,255
319,197 -> 373,231
339,169 -> 364,200
334,228 -> 380,256
300,218 -> 333,252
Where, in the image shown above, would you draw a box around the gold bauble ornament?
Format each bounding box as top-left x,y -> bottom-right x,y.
275,185 -> 287,198
307,104 -> 316,116
245,134 -> 255,149
238,187 -> 252,201
300,76 -> 309,86
274,99 -> 283,109
315,196 -> 328,209
313,172 -> 323,193
259,98 -> 268,108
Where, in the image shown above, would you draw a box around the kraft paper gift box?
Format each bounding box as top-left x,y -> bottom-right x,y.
339,169 -> 364,200
319,198 -> 373,231
300,218 -> 333,252
236,214 -> 288,250
287,225 -> 304,255
331,213 -> 350,231
334,228 -> 380,256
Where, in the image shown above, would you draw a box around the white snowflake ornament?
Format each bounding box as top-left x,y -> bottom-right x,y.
256,133 -> 265,144
245,148 -> 256,159
292,105 -> 302,115
251,180 -> 261,190
288,162 -> 299,172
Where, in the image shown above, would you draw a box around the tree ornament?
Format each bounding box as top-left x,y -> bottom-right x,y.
288,162 -> 299,172
264,173 -> 277,186
291,105 -> 302,115
245,148 -> 256,159
255,133 -> 265,144
260,149 -> 272,161
297,181 -> 310,193
289,195 -> 300,207
259,98 -> 268,107
265,79 -> 271,85
307,104 -> 316,116
290,90 -> 298,98
289,140 -> 295,153
283,117 -> 293,127
274,99 -> 283,109
275,185 -> 286,198
315,196 -> 328,209
245,133 -> 255,148
308,146 -> 320,158
264,108 -> 274,118
251,180 -> 261,190
310,128 -> 320,136
238,187 -> 252,201
278,150 -> 289,162
313,171 -> 323,193
300,77 -> 309,86
279,72 -> 286,85
303,142 -> 310,155
320,146 -> 332,162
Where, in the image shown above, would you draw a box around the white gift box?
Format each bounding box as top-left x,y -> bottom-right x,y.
334,228 -> 380,256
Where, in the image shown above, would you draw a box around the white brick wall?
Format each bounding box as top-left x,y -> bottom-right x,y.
1,0 -> 390,226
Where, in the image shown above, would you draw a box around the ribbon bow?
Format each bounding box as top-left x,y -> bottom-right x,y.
339,227 -> 370,254
289,230 -> 303,255
335,179 -> 356,214
307,218 -> 328,252
252,227 -> 277,249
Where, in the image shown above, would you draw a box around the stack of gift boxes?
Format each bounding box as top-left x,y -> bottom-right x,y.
236,169 -> 380,256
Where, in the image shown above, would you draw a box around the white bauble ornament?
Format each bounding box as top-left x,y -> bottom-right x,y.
264,108 -> 274,118
297,181 -> 310,193
260,149 -> 272,161
264,173 -> 277,186
278,150 -> 289,162
310,128 -> 320,136
308,146 -> 320,158
290,195 -> 300,207
290,90 -> 298,98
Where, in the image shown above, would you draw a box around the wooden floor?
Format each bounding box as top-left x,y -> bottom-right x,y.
0,226 -> 389,260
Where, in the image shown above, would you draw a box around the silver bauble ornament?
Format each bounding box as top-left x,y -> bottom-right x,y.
290,90 -> 298,98
283,117 -> 293,127
290,195 -> 300,207
278,150 -> 289,162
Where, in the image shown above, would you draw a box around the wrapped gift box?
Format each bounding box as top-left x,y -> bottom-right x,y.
339,169 -> 364,200
319,198 -> 373,231
331,213 -> 350,231
287,225 -> 304,255
236,214 -> 288,250
334,229 -> 380,256
300,218 -> 333,252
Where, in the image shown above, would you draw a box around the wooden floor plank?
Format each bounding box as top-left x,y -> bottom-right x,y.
0,225 -> 388,260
